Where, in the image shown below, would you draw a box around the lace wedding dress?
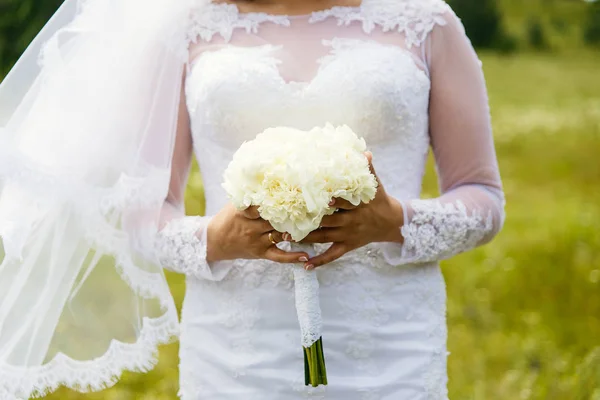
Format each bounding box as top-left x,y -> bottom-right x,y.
155,0 -> 505,399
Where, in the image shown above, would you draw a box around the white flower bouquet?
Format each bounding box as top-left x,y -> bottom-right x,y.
222,123 -> 378,386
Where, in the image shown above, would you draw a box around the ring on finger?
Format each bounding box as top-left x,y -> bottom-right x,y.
268,231 -> 280,245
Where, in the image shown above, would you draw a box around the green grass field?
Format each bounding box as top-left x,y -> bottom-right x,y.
38,50 -> 600,399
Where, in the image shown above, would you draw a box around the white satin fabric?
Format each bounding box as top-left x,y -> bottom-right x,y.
156,0 -> 505,399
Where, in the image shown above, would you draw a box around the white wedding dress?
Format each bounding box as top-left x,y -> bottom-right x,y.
155,0 -> 505,399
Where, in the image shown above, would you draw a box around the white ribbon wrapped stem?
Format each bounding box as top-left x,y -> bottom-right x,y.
291,243 -> 322,348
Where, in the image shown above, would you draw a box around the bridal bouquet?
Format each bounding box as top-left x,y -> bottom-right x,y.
222,123 -> 378,386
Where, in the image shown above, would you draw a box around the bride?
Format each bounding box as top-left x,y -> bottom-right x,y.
0,0 -> 505,399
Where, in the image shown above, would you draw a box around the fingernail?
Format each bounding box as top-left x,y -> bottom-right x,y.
305,264 -> 314,271
328,199 -> 336,206
299,256 -> 308,262
283,233 -> 291,241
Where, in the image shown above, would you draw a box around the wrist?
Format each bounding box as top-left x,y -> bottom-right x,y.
206,218 -> 226,263
384,196 -> 405,244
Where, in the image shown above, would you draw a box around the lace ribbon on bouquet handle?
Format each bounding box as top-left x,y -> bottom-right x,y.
292,242 -> 322,348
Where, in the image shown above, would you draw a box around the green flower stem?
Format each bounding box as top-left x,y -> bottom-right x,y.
303,337 -> 328,387
317,338 -> 328,385
304,348 -> 310,386
310,345 -> 318,386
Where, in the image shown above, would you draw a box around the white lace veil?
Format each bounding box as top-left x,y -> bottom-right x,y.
0,0 -> 202,398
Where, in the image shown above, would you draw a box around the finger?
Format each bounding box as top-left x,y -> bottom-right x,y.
267,230 -> 285,245
330,198 -> 359,210
306,243 -> 347,269
264,247 -> 309,264
241,206 -> 260,220
319,213 -> 348,228
300,228 -> 343,244
364,151 -> 381,183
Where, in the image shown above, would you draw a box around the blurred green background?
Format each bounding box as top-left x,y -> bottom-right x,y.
2,0 -> 600,399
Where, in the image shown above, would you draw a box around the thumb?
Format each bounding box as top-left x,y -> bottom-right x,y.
364,151 -> 383,193
364,151 -> 379,180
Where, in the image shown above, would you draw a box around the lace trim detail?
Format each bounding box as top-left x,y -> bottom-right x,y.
401,199 -> 494,263
188,0 -> 450,48
0,313 -> 179,400
187,2 -> 290,44
155,216 -> 213,279
310,0 -> 450,48
293,266 -> 322,348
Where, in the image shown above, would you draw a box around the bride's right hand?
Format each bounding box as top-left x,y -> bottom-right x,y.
206,203 -> 309,264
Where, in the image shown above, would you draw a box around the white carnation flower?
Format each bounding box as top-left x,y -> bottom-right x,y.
223,123 -> 378,241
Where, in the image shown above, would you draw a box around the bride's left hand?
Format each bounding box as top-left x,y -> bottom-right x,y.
296,152 -> 405,270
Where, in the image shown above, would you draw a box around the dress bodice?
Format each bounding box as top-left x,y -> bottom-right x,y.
184,0 -> 450,215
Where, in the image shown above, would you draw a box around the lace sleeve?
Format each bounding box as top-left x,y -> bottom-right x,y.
154,69 -> 232,281
378,9 -> 505,265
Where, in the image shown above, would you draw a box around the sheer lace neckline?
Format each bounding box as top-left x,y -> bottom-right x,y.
209,1 -> 364,20
188,0 -> 452,48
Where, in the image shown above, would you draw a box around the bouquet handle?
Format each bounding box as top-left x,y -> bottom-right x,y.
291,243 -> 328,387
